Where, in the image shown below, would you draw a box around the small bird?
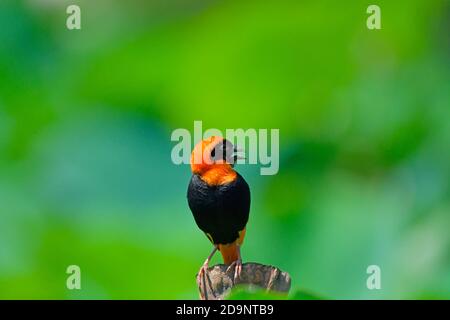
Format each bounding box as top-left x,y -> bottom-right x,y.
187,136 -> 251,290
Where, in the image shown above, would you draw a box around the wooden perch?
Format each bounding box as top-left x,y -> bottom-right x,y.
197,262 -> 291,300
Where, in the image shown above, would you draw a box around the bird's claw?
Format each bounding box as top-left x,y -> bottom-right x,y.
226,259 -> 242,284
197,262 -> 210,300
196,262 -> 209,287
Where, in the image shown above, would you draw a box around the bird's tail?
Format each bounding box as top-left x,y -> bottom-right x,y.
219,242 -> 239,265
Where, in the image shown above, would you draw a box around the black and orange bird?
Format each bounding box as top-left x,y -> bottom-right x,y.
187,136 -> 250,287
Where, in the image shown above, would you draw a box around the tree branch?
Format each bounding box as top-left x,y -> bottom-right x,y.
197,262 -> 291,300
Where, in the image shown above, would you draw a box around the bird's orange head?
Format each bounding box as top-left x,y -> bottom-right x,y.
190,136 -> 240,185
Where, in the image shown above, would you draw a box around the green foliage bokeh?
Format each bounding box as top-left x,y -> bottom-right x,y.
0,0 -> 449,299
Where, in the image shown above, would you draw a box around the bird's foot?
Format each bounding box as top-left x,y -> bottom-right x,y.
196,262 -> 209,287
226,259 -> 242,284
196,262 -> 210,300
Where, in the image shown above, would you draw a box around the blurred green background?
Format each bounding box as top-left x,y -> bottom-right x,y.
0,0 -> 449,299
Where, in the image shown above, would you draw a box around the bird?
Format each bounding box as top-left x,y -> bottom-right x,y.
187,136 -> 251,291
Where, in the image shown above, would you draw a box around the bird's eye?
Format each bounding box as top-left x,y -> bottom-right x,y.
210,141 -> 226,160
210,140 -> 235,162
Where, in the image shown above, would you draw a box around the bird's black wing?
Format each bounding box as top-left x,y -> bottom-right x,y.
187,173 -> 251,244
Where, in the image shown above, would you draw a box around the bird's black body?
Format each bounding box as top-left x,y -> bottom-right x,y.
187,173 -> 251,245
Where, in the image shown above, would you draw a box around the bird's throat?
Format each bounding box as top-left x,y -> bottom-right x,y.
200,165 -> 237,186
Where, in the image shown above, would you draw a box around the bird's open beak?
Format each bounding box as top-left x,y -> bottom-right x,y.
231,147 -> 245,166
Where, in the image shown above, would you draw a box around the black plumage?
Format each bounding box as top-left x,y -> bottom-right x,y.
187,173 -> 251,244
